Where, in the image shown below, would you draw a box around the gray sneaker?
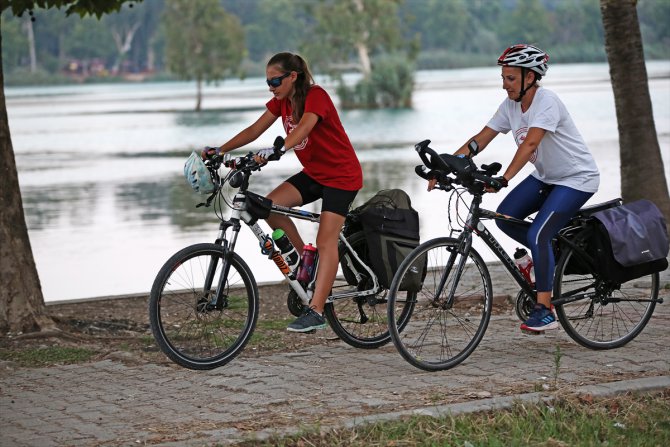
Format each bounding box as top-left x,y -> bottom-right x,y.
287,308 -> 326,332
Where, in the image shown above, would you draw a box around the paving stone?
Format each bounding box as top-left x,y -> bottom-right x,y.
2,268 -> 668,445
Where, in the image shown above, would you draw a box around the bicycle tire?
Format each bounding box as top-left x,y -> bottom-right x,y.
553,245 -> 658,350
324,231 -> 415,349
388,237 -> 493,371
149,243 -> 259,370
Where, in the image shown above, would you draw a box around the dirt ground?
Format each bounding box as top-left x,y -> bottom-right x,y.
0,281 -> 518,369
0,283 -> 350,367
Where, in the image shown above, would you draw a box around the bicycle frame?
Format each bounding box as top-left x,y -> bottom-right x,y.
448,192 -> 613,307
386,140 -> 663,372
437,194 -> 535,303
209,189 -> 380,309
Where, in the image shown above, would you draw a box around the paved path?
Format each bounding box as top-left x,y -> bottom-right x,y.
2,265 -> 669,446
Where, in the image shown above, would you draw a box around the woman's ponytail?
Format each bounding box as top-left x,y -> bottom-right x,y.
267,52 -> 314,123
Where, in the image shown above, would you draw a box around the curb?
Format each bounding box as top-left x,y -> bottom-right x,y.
240,375 -> 670,445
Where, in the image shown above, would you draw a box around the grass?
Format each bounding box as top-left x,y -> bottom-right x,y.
0,346 -> 97,367
248,318 -> 297,350
553,344 -> 563,389
236,391 -> 670,447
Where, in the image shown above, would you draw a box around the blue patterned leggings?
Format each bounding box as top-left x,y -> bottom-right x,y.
496,175 -> 594,292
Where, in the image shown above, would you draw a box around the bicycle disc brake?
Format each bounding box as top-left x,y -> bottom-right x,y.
196,294 -> 228,313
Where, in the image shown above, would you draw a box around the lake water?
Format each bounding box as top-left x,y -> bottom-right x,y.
7,62 -> 670,302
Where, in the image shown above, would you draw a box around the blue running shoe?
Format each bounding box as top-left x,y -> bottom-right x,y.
521,304 -> 558,332
287,307 -> 326,333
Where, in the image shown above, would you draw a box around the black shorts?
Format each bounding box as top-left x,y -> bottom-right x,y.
285,171 -> 358,217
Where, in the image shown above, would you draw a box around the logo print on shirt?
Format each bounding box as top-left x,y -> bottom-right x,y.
284,116 -> 308,151
514,127 -> 538,163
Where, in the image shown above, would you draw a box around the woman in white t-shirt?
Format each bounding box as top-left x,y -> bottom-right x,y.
431,44 -> 600,332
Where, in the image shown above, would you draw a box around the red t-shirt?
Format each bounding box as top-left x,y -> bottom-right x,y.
266,86 -> 363,191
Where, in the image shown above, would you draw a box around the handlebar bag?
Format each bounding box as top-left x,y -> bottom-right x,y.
591,199 -> 669,283
346,189 -> 426,291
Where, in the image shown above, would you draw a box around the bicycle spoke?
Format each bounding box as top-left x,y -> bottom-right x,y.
388,238 -> 492,371
149,245 -> 258,370
325,231 -> 414,349
554,248 -> 658,350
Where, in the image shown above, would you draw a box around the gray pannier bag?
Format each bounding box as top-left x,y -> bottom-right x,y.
591,199 -> 669,283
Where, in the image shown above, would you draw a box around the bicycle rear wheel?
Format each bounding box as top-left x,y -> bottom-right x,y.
553,245 -> 658,349
388,237 -> 492,371
149,243 -> 259,370
324,231 -> 414,349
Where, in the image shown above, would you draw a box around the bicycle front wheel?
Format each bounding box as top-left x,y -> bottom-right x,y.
553,245 -> 658,350
325,231 -> 415,349
149,243 -> 259,370
388,237 -> 492,371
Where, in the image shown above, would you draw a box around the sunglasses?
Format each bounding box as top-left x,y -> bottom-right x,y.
266,72 -> 291,88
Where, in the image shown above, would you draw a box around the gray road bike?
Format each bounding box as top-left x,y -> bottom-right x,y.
149,139 -> 414,370
387,140 -> 662,371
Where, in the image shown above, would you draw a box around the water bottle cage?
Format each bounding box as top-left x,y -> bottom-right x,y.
260,236 -> 274,256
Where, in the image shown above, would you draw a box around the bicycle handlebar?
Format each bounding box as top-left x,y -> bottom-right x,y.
206,136 -> 284,188
413,139 -> 503,193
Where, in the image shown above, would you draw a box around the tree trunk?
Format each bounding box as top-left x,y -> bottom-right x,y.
352,0 -> 372,77
195,78 -> 202,111
0,29 -> 55,334
111,22 -> 141,74
25,17 -> 37,73
600,0 -> 670,222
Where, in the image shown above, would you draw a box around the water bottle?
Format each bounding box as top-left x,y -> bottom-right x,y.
514,247 -> 535,285
272,229 -> 299,273
296,243 -> 318,283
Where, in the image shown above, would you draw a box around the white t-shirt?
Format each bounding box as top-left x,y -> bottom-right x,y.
486,87 -> 600,193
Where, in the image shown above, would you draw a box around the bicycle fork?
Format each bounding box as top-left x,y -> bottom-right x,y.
434,231 -> 473,308
198,219 -> 239,311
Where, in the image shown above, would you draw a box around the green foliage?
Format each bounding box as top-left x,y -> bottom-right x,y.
304,0 -> 416,109
502,0 -> 554,45
231,0 -> 309,64
303,0 -> 409,74
5,0 -> 140,18
64,17 -> 115,59
0,14 -> 28,69
638,0 -> 670,59
338,53 -> 415,109
2,0 -> 669,90
410,0 -> 470,52
162,0 -> 244,84
417,50 -> 492,70
3,66 -> 72,85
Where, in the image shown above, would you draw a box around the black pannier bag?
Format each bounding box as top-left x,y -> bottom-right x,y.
590,199 -> 669,283
342,189 -> 425,291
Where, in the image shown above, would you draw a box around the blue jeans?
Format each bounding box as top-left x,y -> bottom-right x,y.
496,175 -> 594,292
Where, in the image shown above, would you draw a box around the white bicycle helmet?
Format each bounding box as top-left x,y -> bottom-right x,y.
184,151 -> 217,194
497,44 -> 549,77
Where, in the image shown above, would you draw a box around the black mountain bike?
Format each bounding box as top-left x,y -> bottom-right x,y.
386,140 -> 662,371
149,139 -> 413,370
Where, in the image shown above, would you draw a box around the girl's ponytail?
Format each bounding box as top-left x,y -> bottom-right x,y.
267,52 -> 315,123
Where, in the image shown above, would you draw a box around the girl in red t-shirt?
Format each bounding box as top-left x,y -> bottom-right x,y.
211,52 -> 363,333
